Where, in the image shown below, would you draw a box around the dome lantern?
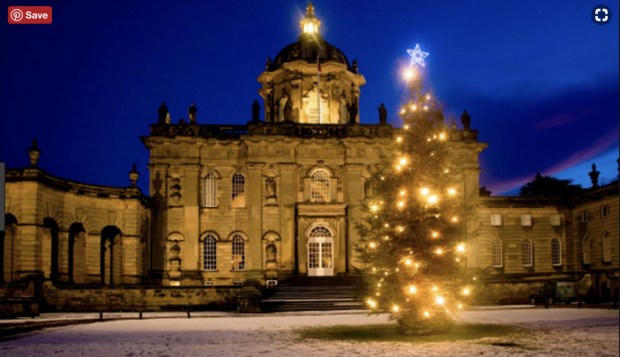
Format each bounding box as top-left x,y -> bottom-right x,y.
300,2 -> 321,35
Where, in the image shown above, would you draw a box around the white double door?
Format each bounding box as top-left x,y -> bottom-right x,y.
308,237 -> 334,276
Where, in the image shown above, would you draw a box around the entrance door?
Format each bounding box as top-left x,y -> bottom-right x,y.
308,227 -> 334,276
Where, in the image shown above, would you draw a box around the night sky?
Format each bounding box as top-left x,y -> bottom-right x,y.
1,0 -> 618,196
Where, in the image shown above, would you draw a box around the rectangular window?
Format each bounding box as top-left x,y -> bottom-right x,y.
203,174 -> 217,207
521,214 -> 532,226
581,210 -> 588,223
601,205 -> 610,218
522,240 -> 533,267
552,239 -> 562,266
231,174 -> 246,208
491,214 -> 502,227
492,240 -> 503,268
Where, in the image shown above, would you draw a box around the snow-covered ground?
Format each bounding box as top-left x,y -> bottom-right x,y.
0,308 -> 618,357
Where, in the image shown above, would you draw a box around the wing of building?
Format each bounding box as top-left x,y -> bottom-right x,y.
2,3 -> 618,316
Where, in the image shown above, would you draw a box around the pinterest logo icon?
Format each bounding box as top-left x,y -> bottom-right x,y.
10,8 -> 22,21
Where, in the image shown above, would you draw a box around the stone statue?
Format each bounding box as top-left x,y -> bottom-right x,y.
283,100 -> 292,122
252,100 -> 261,122
266,177 -> 276,198
278,92 -> 288,122
158,102 -> 168,124
266,243 -> 277,263
589,164 -> 600,188
188,103 -> 198,124
266,57 -> 272,70
165,113 -> 171,124
378,103 -> 387,124
451,118 -> 457,129
352,59 -> 359,74
461,110 -> 471,130
339,92 -> 348,123
348,102 -> 358,124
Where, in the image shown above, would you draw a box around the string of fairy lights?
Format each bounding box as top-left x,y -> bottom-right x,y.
363,45 -> 474,320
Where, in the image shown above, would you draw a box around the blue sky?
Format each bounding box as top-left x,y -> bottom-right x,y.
1,0 -> 618,195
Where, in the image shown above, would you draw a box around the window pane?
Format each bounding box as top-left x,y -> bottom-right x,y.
522,240 -> 532,266
492,240 -> 503,267
232,235 -> 245,271
552,239 -> 562,266
232,174 -> 246,207
311,170 -> 330,203
203,235 -> 217,271
204,174 -> 217,207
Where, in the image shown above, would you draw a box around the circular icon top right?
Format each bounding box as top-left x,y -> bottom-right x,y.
592,5 -> 612,25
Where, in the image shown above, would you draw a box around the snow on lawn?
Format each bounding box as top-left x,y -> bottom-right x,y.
0,309 -> 618,357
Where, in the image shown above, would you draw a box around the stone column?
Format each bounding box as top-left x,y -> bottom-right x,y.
345,164 -> 364,272
149,164 -> 168,277
246,163 -> 265,280
279,164 -> 297,277
183,165 -> 201,284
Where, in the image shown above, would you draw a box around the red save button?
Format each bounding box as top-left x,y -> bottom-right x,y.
8,6 -> 52,24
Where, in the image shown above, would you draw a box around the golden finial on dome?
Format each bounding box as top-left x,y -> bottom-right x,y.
301,1 -> 321,34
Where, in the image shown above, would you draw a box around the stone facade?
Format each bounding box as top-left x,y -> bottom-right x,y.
1,4 -> 618,315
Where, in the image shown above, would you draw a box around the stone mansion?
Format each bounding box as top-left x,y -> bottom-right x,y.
1,3 -> 618,314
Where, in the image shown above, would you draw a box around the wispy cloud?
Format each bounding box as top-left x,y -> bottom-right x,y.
534,110 -> 598,130
488,128 -> 619,195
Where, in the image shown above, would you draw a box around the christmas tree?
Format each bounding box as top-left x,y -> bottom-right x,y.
356,63 -> 476,336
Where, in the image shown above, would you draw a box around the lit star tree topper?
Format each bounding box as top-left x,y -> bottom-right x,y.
407,44 -> 429,67
354,52 -> 477,336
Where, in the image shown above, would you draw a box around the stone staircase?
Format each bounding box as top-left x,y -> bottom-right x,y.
261,276 -> 365,312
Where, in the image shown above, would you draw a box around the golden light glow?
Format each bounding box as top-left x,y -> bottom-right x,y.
411,104 -> 417,110
424,311 -> 430,317
409,286 -> 417,294
436,296 -> 445,305
384,235 -> 390,240
404,124 -> 410,130
427,138 -> 432,142
451,216 -> 458,223
381,176 -> 385,180
458,304 -> 463,309
439,132 -> 446,140
404,68 -> 414,81
384,223 -> 389,228
396,136 -> 403,143
397,226 -> 404,232
424,106 -> 429,111
431,231 -> 439,238
392,305 -> 399,312
463,288 -> 470,295
398,201 -> 405,208
444,169 -> 450,173
414,263 -> 420,268
456,258 -> 460,262
396,165 -> 402,171
400,108 -> 405,115
405,259 -> 412,265
436,248 -> 443,254
371,205 -> 378,212
399,157 -> 408,166
369,242 -> 376,249
457,243 -> 466,253
426,94 -> 431,100
300,2 -> 321,34
448,188 -> 457,195
367,299 -> 377,308
400,190 -> 406,196
433,286 -> 438,291
420,187 -> 430,196
428,195 -> 438,204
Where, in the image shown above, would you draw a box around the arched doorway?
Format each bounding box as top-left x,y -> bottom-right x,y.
101,226 -> 122,285
44,218 -> 60,281
1,214 -> 18,283
308,226 -> 334,277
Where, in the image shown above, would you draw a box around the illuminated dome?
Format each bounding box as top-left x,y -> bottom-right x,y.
268,2 -> 352,72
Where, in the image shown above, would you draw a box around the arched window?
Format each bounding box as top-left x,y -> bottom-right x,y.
203,173 -> 217,207
551,238 -> 562,266
602,232 -> 611,263
492,239 -> 503,268
101,226 -> 122,285
311,169 -> 330,202
521,239 -> 533,267
1,214 -> 18,283
231,235 -> 245,271
231,174 -> 246,207
583,236 -> 592,265
203,235 -> 217,271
